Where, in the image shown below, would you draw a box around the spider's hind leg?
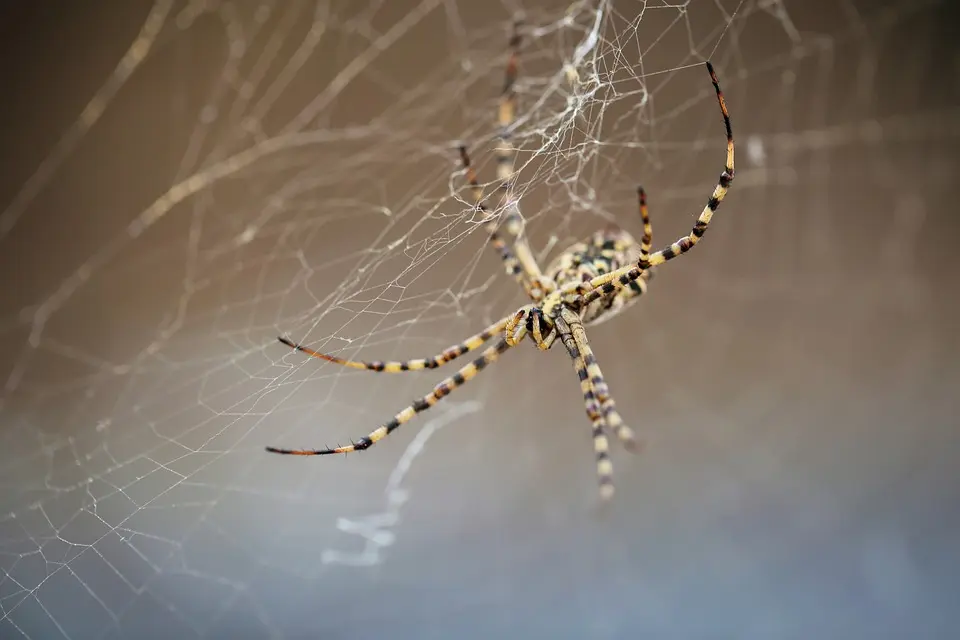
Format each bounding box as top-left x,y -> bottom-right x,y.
555,310 -> 616,500
559,307 -> 640,453
598,392 -> 642,453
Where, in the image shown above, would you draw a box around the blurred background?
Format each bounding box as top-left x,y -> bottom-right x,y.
1,0 -> 957,638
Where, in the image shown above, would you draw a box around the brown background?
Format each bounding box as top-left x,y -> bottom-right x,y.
0,1 -> 957,638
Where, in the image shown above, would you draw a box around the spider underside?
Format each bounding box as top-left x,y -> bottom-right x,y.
267,21 -> 735,501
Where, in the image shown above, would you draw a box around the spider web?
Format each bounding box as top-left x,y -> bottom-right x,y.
1,0 -> 957,638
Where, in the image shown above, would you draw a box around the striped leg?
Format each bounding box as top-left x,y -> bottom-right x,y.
265,338 -> 513,456
459,145 -> 529,291
494,19 -> 548,298
575,61 -> 735,308
637,186 -> 653,263
550,189 -> 655,312
277,316 -> 508,373
560,307 -> 638,452
635,185 -> 655,292
589,187 -> 656,310
554,311 -> 615,500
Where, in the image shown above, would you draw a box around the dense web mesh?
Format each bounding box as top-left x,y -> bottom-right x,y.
1,0 -> 957,638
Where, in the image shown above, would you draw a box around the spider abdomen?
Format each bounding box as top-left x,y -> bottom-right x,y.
545,228 -> 646,325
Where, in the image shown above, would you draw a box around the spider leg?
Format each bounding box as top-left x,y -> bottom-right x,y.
582,188 -> 655,311
560,187 -> 656,314
265,338 -> 513,456
459,145 -> 529,292
492,19 -> 549,299
559,307 -> 639,452
637,186 -> 653,263
554,311 -> 615,500
277,316 -> 509,373
574,61 -> 735,307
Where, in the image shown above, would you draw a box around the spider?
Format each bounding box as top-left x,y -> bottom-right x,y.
267,22 -> 735,501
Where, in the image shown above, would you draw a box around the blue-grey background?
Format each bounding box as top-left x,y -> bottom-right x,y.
1,1 -> 957,638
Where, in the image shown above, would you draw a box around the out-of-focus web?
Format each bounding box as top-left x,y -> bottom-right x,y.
320,401 -> 481,567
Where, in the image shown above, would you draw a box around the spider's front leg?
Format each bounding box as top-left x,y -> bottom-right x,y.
459,145 -> 555,304
459,21 -> 562,306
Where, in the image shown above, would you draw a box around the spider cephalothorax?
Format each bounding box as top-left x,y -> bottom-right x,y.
267,20 -> 735,501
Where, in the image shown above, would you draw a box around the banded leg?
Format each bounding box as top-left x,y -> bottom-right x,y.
575,61 -> 735,308
559,306 -> 638,451
460,145 -> 529,291
637,186 -> 653,263
554,312 -> 615,500
580,188 -> 656,312
277,315 -> 508,373
265,338 -> 513,456
494,19 -> 548,299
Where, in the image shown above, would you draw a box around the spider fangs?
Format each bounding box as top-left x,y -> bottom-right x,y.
267,21 -> 734,501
